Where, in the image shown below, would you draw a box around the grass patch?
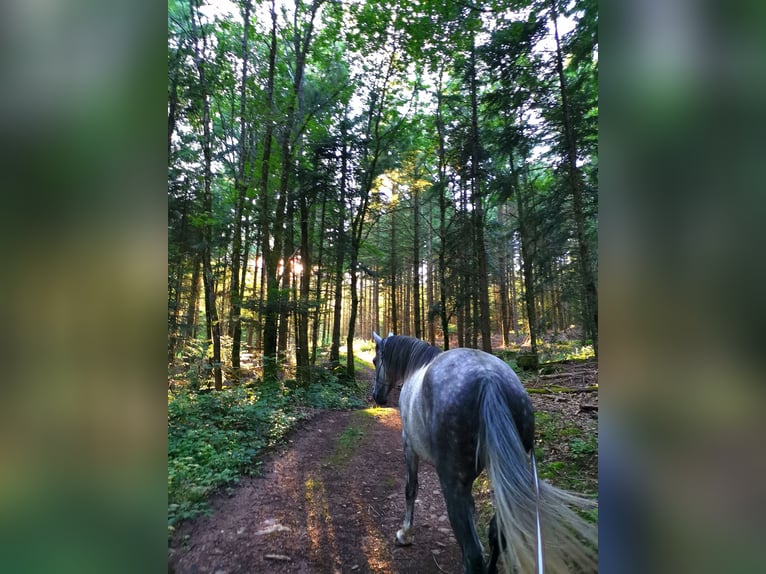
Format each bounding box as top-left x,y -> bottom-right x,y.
357,406 -> 392,420
325,410 -> 377,467
337,351 -> 374,375
329,426 -> 366,466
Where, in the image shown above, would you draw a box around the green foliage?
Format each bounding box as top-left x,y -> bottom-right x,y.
570,435 -> 598,459
168,384 -> 280,532
538,342 -> 595,363
534,411 -> 598,495
176,339 -> 210,391
287,375 -> 367,410
167,370 -> 367,536
356,338 -> 376,352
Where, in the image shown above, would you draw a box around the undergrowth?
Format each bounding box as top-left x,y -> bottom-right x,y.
537,342 -> 595,363
534,411 -> 598,496
167,371 -> 367,538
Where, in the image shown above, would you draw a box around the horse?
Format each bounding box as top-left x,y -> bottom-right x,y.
371,332 -> 597,574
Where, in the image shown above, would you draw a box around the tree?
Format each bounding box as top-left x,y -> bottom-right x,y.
228,0 -> 254,381
548,0 -> 598,353
167,0 -> 599,389
189,0 -> 223,390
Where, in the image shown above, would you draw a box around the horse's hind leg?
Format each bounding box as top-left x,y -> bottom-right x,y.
488,514 -> 511,574
488,514 -> 500,573
396,436 -> 419,546
441,477 -> 484,573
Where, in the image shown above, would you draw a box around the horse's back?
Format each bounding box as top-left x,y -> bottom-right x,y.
419,350 -> 511,476
425,349 -> 534,471
427,348 -> 524,406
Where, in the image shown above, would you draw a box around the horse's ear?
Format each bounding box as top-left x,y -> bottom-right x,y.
373,331 -> 382,344
388,331 -> 394,338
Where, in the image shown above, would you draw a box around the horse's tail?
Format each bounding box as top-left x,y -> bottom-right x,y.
478,373 -> 598,574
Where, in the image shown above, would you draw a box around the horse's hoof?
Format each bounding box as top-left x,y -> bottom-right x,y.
395,529 -> 414,546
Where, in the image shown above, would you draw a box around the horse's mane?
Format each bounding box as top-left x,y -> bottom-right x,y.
382,336 -> 441,382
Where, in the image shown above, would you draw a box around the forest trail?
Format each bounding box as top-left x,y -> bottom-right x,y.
168,365 -> 465,574
168,358 -> 598,574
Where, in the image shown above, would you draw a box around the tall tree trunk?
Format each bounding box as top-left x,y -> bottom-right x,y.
202,255 -> 223,390
458,181 -> 471,350
168,77 -> 178,161
183,254 -> 202,347
426,195 -> 436,346
167,258 -> 184,365
191,0 -> 222,390
468,36 -> 493,353
470,276 -> 478,348
457,298 -> 465,348
248,223 -> 262,349
403,266 -> 411,336
412,180 -> 422,340
275,1 -> 319,372
373,270 -> 380,335
514,161 -> 538,355
277,196 -> 294,369
498,252 -> 511,348
509,229 -> 519,335
345,252 -> 359,377
167,50 -> 191,364
260,0 -> 279,380
217,255 -> 229,336
539,264 -> 547,333
496,204 -> 511,347
390,207 -> 398,333
346,40 -> 398,377
228,0 -> 253,381
551,0 -> 598,354
296,192 -> 311,380
310,176 -> 328,366
329,122 -> 348,364
239,223 -> 253,305
435,68 -> 451,350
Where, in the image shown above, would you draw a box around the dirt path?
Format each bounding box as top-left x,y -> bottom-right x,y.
168,369 -> 464,574
168,359 -> 598,574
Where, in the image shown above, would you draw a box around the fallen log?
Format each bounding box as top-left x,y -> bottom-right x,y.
538,370 -> 597,381
527,385 -> 599,394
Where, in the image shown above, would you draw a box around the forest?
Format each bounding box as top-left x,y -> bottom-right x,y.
168,0 -> 598,387
167,0 -> 598,565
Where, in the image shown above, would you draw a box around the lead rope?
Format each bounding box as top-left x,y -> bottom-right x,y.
530,450 -> 545,574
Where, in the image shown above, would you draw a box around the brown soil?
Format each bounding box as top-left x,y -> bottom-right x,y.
168,359 -> 597,574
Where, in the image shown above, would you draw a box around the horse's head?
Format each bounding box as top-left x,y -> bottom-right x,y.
371,331 -> 393,405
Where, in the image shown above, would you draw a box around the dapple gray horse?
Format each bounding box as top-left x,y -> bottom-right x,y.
372,332 -> 597,574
